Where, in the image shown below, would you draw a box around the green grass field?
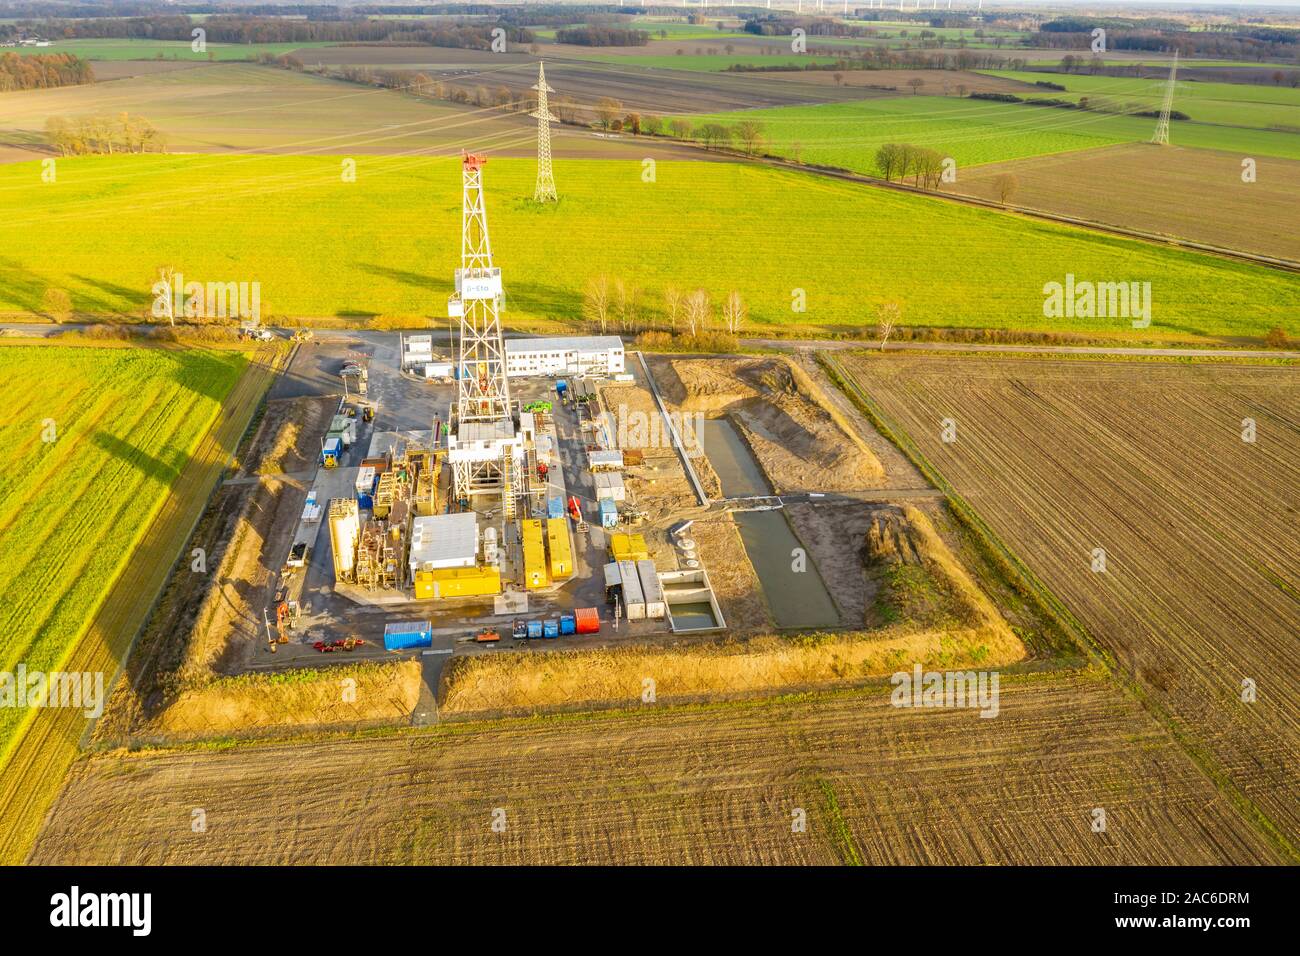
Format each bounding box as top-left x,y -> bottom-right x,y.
1,154 -> 1295,340
673,94 -> 1300,175
988,70 -> 1300,130
5,38 -> 338,62
0,344 -> 246,762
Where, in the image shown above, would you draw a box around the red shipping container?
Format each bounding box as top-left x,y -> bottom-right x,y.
574,607 -> 601,634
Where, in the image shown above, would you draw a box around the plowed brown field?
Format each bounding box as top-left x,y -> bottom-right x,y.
953,144 -> 1300,263
831,352 -> 1300,859
33,671 -> 1281,864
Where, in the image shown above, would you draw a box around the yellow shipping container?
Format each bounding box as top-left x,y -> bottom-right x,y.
415,566 -> 501,600
546,519 -> 573,581
609,532 -> 648,563
522,519 -> 549,590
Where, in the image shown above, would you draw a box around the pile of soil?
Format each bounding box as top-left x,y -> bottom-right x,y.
654,356 -> 884,493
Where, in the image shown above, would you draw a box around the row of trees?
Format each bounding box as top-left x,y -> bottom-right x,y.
0,52 -> 92,91
583,279 -> 748,337
11,14 -> 535,49
874,143 -> 947,189
730,48 -> 1031,74
554,26 -> 648,47
44,113 -> 162,155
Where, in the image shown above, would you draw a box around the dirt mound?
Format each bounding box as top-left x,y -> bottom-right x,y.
656,356 -> 884,493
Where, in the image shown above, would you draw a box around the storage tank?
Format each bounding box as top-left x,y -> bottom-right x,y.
328,498 -> 360,581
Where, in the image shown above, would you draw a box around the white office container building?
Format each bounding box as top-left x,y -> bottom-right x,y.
504,336 -> 625,378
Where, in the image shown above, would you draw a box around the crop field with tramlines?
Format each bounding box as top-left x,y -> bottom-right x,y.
2,154 -> 1297,340
830,353 -> 1300,858
989,70 -> 1300,130
675,94 -> 1300,175
0,344 -> 246,763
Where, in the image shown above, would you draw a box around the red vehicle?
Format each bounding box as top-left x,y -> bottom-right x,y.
567,496 -> 582,521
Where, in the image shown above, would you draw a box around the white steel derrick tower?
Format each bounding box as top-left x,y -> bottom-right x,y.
446,153 -> 522,504
1151,50 -> 1179,146
531,62 -> 558,204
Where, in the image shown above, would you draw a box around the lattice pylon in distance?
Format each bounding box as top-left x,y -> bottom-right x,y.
530,62 -> 559,203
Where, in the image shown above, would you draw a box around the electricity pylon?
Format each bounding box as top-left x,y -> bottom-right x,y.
1152,50 -> 1179,146
530,63 -> 558,204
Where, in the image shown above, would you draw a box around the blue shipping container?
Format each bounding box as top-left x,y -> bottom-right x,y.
547,496 -> 565,519
599,499 -> 618,528
383,620 -> 432,651
527,620 -> 543,639
543,619 -> 560,639
556,380 -> 567,394
357,492 -> 374,511
560,614 -> 576,635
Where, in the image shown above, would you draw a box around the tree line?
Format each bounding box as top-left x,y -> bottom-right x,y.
874,144 -> 947,190
554,27 -> 648,47
583,278 -> 749,340
44,113 -> 163,155
0,52 -> 93,91
12,14 -> 534,49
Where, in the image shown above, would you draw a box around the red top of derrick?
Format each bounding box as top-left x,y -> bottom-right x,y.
462,152 -> 488,170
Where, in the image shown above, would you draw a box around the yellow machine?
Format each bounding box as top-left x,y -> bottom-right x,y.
546,518 -> 573,581
414,566 -> 501,600
609,532 -> 648,563
522,519 -> 549,590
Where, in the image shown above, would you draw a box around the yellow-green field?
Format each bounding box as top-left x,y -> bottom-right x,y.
2,154 -> 1297,340
0,344 -> 247,764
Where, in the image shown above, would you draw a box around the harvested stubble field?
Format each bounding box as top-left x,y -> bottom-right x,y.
2,154 -> 1297,340
833,353 -> 1300,859
953,143 -> 1300,263
33,671 -> 1282,864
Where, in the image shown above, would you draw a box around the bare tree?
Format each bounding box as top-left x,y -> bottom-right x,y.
663,286 -> 683,332
907,77 -> 924,94
155,265 -> 180,326
41,287 -> 72,324
994,173 -> 1019,205
583,275 -> 611,333
877,301 -> 901,350
683,289 -> 710,337
613,278 -> 640,331
721,290 -> 747,335
596,97 -> 623,130
734,120 -> 765,156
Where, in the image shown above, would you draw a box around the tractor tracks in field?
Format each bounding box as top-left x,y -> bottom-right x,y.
0,346 -> 280,865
